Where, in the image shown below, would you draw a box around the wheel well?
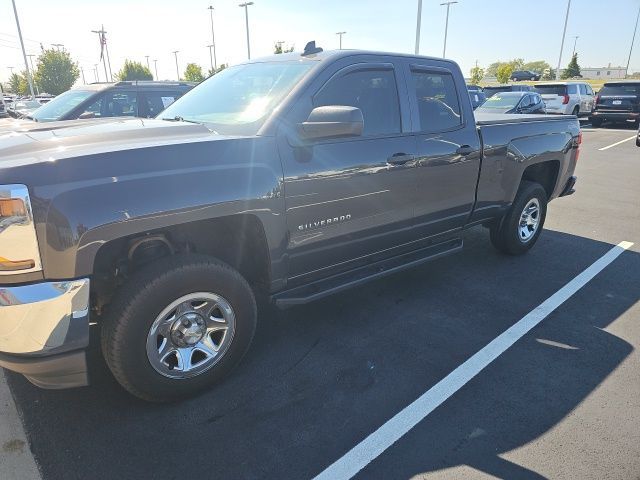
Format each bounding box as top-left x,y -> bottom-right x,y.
521,161 -> 559,199
91,215 -> 270,315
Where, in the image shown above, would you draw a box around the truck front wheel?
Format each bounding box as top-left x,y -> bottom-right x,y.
101,254 -> 257,402
490,181 -> 548,255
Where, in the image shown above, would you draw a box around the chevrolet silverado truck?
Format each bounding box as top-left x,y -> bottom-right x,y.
0,44 -> 580,402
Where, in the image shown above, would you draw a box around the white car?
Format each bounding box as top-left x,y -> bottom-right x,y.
533,82 -> 595,116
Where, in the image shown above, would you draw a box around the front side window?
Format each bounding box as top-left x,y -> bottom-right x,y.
161,62 -> 314,135
314,68 -> 401,136
81,91 -> 137,118
142,92 -> 182,118
410,70 -> 461,132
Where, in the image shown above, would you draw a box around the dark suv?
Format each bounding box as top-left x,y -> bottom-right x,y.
590,81 -> 640,127
510,70 -> 541,82
26,81 -> 195,122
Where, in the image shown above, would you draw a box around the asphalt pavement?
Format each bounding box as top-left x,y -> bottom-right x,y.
3,121 -> 639,480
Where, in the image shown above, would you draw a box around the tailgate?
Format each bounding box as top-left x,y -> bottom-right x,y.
597,95 -> 639,112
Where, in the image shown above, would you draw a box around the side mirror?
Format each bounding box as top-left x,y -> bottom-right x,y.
78,111 -> 95,119
297,106 -> 363,141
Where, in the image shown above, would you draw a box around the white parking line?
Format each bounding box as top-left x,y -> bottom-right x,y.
313,241 -> 634,480
598,135 -> 636,151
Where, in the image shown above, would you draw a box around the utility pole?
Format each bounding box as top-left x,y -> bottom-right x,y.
336,31 -> 346,49
94,64 -> 99,82
415,0 -> 423,54
80,67 -> 86,84
145,55 -> 150,69
208,6 -> 218,70
626,2 -> 640,77
103,26 -> 113,81
556,0 -> 571,80
153,59 -> 158,79
239,2 -> 254,59
92,26 -> 109,82
8,66 -> 14,75
571,35 -> 579,56
172,51 -> 180,80
11,0 -> 35,98
440,1 -> 458,58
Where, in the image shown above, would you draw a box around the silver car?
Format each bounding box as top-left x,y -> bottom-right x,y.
533,82 -> 595,116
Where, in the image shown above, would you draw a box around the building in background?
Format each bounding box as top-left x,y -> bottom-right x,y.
580,65 -> 627,80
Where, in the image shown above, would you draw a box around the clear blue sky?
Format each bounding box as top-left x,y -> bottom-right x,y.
1,0 -> 639,83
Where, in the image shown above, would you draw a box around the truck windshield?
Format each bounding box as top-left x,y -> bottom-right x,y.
30,89 -> 94,122
160,61 -> 314,135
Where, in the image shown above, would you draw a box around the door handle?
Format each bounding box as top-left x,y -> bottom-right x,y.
387,153 -> 415,165
455,145 -> 475,156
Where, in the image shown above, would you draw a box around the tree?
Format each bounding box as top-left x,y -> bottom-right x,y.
496,63 -> 514,84
207,63 -> 228,77
470,65 -> 484,85
487,58 -> 524,78
274,43 -> 294,54
522,60 -> 551,74
183,63 -> 205,82
562,53 -> 581,79
542,68 -> 556,80
117,60 -> 153,81
33,49 -> 79,95
8,72 -> 23,94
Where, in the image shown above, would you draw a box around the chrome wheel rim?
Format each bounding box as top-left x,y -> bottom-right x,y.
518,198 -> 541,242
146,292 -> 235,379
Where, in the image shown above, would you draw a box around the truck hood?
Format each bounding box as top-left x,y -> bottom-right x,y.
0,118 -> 225,169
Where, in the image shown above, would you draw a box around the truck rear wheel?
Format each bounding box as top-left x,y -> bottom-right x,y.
490,181 -> 547,255
101,254 -> 257,402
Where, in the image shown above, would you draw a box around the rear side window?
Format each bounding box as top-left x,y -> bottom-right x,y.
533,85 -> 567,96
314,68 -> 401,136
143,92 -> 181,118
410,70 -> 461,132
600,84 -> 640,95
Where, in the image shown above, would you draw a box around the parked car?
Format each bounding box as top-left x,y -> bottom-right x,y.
0,46 -> 580,401
468,90 -> 487,109
25,81 -> 195,122
533,82 -> 594,117
511,70 -> 541,82
7,100 -> 42,118
466,84 -> 483,92
476,91 -> 546,114
590,81 -> 640,127
483,84 -> 533,98
0,96 -> 6,118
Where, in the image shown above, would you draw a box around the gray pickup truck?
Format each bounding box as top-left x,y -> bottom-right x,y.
0,44 -> 580,401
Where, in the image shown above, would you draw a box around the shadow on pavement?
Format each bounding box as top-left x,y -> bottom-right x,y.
6,228 -> 638,480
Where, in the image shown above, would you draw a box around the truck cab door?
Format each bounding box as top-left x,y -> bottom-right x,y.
404,62 -> 481,239
278,59 -> 416,284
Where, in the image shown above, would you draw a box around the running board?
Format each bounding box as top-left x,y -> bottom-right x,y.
272,238 -> 463,308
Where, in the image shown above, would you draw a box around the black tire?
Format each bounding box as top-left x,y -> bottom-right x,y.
101,254 -> 257,402
490,181 -> 547,255
590,117 -> 603,128
636,136 -> 640,147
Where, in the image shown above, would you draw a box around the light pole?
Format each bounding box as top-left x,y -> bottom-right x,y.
153,59 -> 158,79
145,55 -> 150,70
52,43 -> 64,51
336,31 -> 346,49
571,35 -> 579,56
626,2 -> 640,77
440,1 -> 458,58
11,0 -> 35,98
207,45 -> 215,72
80,67 -> 86,84
239,2 -> 254,60
172,51 -> 180,80
94,64 -> 99,82
556,0 -> 571,80
208,6 -> 218,70
415,0 -> 423,54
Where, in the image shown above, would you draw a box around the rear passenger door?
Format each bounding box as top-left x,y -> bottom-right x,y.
405,63 -> 481,238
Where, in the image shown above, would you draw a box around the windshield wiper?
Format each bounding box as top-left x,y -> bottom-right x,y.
161,115 -> 201,125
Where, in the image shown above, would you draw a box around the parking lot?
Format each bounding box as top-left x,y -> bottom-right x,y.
2,122 -> 639,480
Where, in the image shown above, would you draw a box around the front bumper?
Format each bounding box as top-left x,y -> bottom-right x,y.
0,279 -> 90,388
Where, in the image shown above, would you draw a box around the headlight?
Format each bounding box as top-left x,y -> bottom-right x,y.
0,184 -> 42,275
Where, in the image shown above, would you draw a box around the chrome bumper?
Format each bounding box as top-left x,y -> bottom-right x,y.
0,279 -> 90,388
